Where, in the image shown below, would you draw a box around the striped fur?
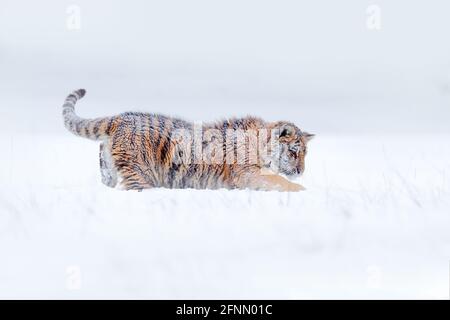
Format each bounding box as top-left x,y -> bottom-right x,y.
63,89 -> 113,141
62,89 -> 314,192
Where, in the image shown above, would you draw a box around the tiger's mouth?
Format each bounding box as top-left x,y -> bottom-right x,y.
263,161 -> 302,178
280,167 -> 302,178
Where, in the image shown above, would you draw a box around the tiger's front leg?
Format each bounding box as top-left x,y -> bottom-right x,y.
257,174 -> 305,192
238,169 -> 305,192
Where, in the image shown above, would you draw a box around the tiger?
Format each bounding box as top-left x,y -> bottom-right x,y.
62,89 -> 314,192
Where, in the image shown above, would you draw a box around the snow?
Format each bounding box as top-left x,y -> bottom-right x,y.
1,133 -> 449,299
1,0 -> 450,299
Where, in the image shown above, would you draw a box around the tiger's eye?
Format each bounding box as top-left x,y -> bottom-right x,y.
289,146 -> 299,153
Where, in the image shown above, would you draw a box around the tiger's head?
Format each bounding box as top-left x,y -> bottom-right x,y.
267,121 -> 315,177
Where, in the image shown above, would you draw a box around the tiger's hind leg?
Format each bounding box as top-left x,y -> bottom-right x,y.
99,142 -> 118,188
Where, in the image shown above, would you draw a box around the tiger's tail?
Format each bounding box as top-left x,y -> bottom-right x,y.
62,89 -> 114,141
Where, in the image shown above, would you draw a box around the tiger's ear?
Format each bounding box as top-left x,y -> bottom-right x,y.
303,132 -> 315,142
278,124 -> 296,139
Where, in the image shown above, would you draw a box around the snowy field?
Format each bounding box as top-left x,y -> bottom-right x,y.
1,132 -> 449,299
1,0 -> 450,300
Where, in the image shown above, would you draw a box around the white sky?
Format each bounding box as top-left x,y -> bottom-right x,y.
0,0 -> 449,133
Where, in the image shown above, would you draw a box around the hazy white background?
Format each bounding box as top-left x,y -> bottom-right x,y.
1,0 -> 450,134
0,0 -> 449,299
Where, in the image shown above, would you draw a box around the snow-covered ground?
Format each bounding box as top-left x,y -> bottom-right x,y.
1,133 -> 449,299
1,0 -> 450,299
